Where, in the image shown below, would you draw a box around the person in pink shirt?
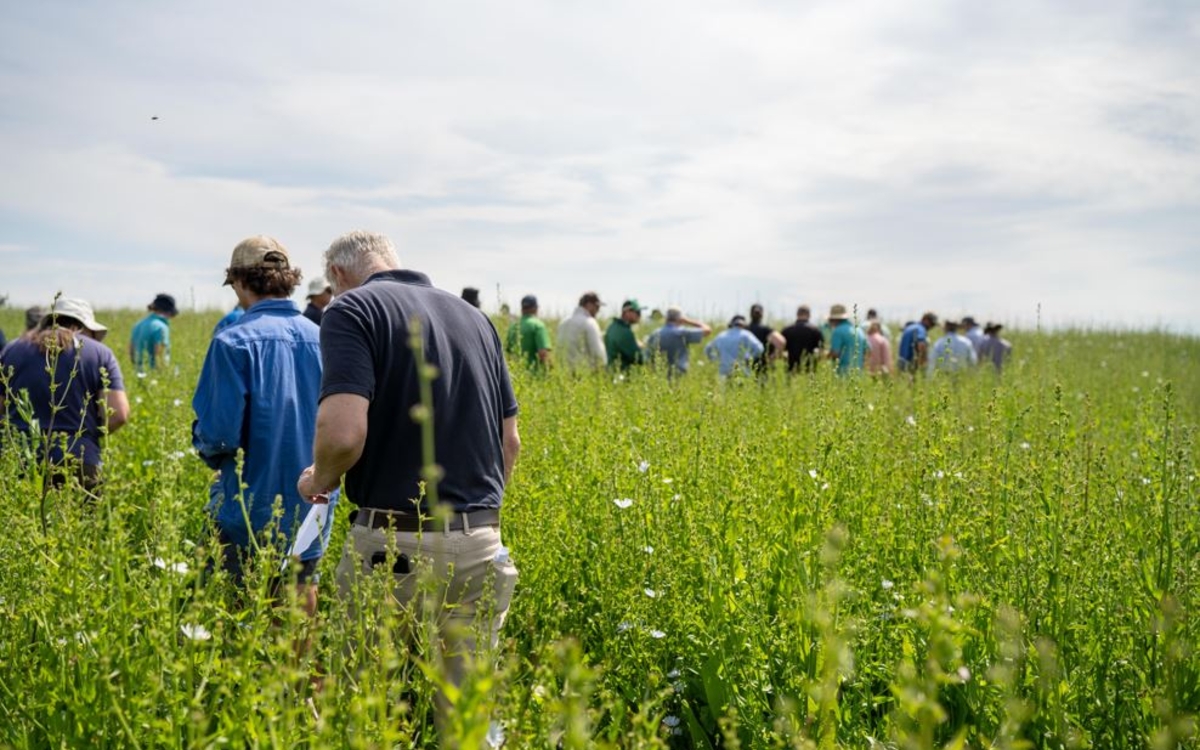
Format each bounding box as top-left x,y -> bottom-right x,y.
865,321 -> 892,376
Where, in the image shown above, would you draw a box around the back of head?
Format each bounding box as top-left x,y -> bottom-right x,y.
579,291 -> 602,308
226,236 -> 302,297
750,304 -> 764,322
520,294 -> 538,314
149,293 -> 178,316
462,287 -> 481,308
796,305 -> 810,321
324,230 -> 400,281
665,306 -> 682,323
921,312 -> 939,328
24,306 -> 45,331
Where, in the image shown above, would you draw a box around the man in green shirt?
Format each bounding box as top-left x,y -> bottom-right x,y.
605,299 -> 644,371
506,294 -> 552,369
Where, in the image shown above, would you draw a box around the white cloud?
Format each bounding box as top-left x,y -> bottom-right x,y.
0,0 -> 1196,331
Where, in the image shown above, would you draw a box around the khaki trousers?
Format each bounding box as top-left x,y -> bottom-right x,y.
335,520 -> 518,690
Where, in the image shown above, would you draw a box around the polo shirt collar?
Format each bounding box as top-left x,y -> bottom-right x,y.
365,269 -> 432,287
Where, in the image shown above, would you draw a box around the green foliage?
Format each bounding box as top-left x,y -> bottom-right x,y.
0,307 -> 1197,748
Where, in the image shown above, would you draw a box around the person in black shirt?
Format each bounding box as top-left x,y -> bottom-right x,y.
781,305 -> 825,373
296,230 -> 520,724
746,304 -> 785,374
302,277 -> 333,326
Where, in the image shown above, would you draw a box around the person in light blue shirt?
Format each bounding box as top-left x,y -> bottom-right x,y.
645,306 -> 712,378
826,303 -> 869,375
928,319 -> 978,375
212,304 -> 245,336
129,293 -> 177,371
704,315 -> 764,378
961,315 -> 985,353
192,236 -> 335,611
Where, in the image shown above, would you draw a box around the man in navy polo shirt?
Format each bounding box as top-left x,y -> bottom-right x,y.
192,236 -> 335,613
297,230 -> 520,716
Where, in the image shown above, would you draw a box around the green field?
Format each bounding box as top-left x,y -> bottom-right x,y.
0,308 -> 1196,749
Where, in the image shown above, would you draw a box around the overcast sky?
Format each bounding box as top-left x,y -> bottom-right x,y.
1,1 -> 1197,331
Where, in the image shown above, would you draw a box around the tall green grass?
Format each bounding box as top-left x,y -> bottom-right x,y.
0,307 -> 1196,748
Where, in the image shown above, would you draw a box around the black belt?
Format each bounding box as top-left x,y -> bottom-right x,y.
350,507 -> 500,532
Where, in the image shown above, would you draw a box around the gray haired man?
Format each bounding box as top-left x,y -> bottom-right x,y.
297,230 -> 520,718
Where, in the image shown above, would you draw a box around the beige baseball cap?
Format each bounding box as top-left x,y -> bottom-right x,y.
224,236 -> 291,284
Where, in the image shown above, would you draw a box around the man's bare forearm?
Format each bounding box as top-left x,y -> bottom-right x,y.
309,394 -> 370,492
502,416 -> 520,484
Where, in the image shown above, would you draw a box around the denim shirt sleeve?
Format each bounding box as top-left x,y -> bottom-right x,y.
191,337 -> 248,470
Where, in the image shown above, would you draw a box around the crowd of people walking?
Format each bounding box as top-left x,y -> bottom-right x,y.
0,248 -> 1014,740
501,291 -> 1014,379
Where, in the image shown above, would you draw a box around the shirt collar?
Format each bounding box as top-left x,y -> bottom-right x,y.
246,298 -> 300,314
364,269 -> 432,287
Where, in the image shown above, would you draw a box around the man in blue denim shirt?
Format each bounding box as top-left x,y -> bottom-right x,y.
192,236 -> 335,612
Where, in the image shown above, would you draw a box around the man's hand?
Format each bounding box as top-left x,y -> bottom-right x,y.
297,465 -> 332,504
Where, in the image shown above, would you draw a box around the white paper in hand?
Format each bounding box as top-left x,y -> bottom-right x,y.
282,503 -> 330,571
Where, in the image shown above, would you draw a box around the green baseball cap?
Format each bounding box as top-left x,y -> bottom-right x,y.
621,299 -> 642,313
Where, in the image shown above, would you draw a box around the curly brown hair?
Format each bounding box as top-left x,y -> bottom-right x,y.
224,266 -> 303,297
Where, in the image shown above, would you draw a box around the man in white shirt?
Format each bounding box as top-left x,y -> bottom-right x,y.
556,291 -> 607,371
928,319 -> 979,375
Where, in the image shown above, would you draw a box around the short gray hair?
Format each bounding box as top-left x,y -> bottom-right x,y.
324,231 -> 400,279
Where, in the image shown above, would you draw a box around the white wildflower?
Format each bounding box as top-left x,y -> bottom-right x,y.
152,558 -> 189,575
644,588 -> 658,599
1019,442 -> 1031,450
663,715 -> 681,728
142,460 -> 154,467
485,722 -> 506,749
643,546 -> 655,554
881,579 -> 894,590
666,669 -> 681,679
180,623 -> 211,641
808,469 -> 818,479
957,666 -> 972,682
617,621 -> 633,633
172,398 -> 183,407
613,498 -> 633,509
637,460 -> 650,473
662,478 -> 673,484
649,629 -> 666,639
906,415 -> 917,426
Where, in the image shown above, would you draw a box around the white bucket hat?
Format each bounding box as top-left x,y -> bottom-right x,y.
42,298 -> 108,338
